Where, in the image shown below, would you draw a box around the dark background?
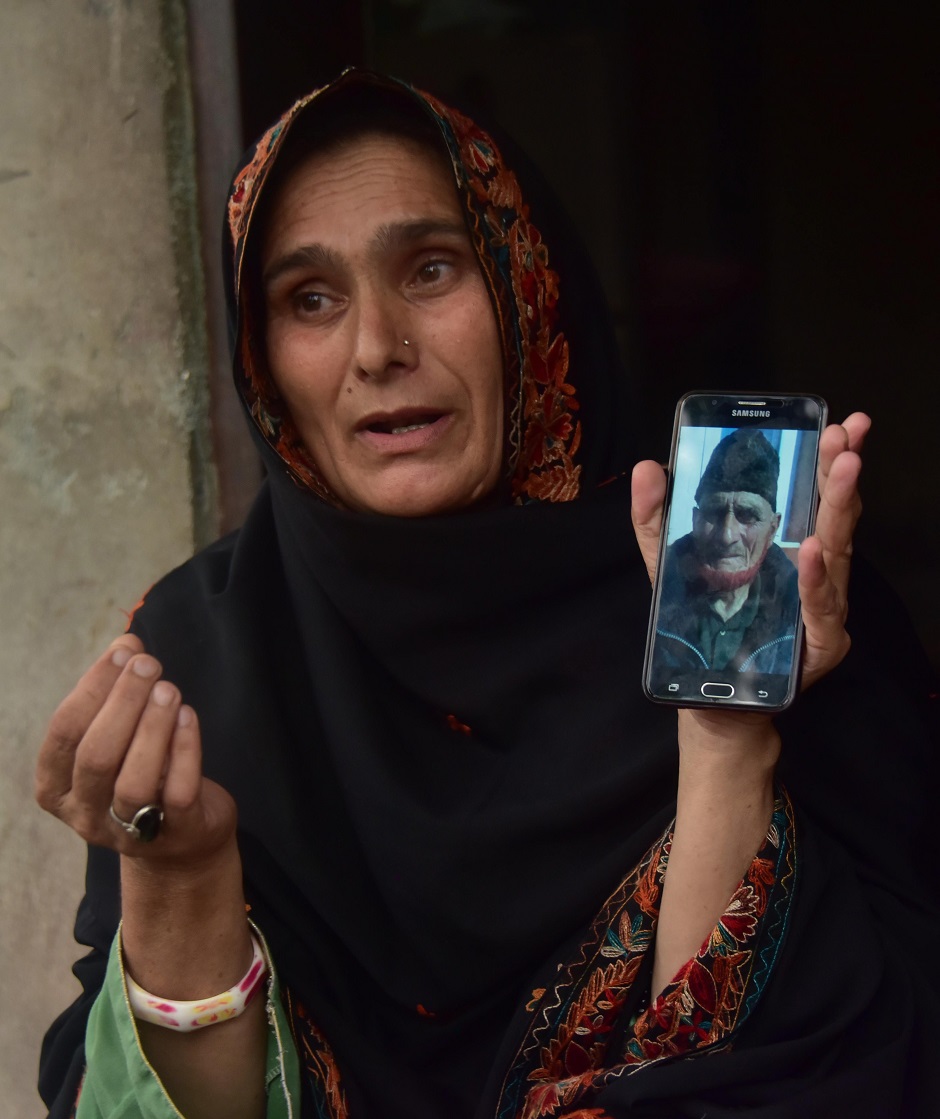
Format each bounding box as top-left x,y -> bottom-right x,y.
227,1 -> 939,670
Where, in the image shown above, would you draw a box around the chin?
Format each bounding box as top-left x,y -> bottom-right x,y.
343,482 -> 477,518
342,464 -> 502,518
698,564 -> 761,592
374,496 -> 453,518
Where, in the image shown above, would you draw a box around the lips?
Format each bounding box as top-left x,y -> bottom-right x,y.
712,555 -> 747,568
359,409 -> 445,435
703,548 -> 746,567
355,408 -> 453,453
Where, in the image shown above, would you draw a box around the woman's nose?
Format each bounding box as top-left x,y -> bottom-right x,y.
352,291 -> 415,380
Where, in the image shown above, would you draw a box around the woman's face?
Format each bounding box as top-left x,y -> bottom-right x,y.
261,133 -> 505,516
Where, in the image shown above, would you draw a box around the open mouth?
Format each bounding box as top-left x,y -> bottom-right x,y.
361,411 -> 445,435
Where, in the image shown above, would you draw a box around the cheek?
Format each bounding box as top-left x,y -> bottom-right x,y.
471,308 -> 505,416
439,296 -> 504,429
745,527 -> 770,555
266,331 -> 339,424
454,278 -> 502,359
265,325 -> 302,398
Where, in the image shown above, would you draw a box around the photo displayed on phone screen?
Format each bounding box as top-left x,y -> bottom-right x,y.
643,393 -> 826,711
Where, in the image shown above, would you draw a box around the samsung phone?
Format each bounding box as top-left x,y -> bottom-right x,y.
642,391 -> 827,712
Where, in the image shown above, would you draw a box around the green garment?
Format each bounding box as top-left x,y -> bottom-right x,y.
77,927 -> 301,1118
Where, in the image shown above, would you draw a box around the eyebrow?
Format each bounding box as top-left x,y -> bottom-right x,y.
262,219 -> 470,290
700,495 -> 767,516
262,243 -> 344,289
731,498 -> 765,514
371,218 -> 469,255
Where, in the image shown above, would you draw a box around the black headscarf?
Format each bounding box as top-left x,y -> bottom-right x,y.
41,71 -> 938,1119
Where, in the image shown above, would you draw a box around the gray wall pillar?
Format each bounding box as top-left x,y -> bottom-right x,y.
0,1 -> 212,1111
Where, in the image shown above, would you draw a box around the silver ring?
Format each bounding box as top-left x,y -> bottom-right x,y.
109,802 -> 164,843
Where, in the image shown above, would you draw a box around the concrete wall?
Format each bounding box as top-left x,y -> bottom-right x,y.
0,1 -> 208,1112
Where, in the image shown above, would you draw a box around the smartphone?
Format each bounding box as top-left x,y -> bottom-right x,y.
642,391 -> 827,712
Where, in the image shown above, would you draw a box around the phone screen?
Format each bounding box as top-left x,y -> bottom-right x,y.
643,392 -> 826,711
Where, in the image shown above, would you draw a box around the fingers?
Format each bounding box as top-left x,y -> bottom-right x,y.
813,413 -> 867,596
36,635 -> 145,812
36,642 -> 238,864
151,708 -> 240,862
72,655 -> 166,811
36,637 -> 185,849
841,411 -> 871,454
631,460 -> 668,584
161,706 -> 203,818
797,414 -> 868,690
797,535 -> 852,688
812,448 -> 863,599
817,412 -> 870,493
109,679 -> 182,823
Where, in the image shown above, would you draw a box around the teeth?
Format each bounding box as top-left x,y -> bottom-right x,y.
390,422 -> 431,434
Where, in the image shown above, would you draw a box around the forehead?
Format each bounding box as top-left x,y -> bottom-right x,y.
261,133 -> 462,253
697,490 -> 771,514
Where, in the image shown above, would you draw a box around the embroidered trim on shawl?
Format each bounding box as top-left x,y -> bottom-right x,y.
229,85 -> 336,504
284,989 -> 349,1119
496,791 -> 796,1119
277,793 -> 794,1118
420,93 -> 581,503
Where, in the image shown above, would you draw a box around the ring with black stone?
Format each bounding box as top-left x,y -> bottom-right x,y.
109,802 -> 164,843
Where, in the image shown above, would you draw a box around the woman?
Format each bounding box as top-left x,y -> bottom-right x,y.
37,70 -> 936,1118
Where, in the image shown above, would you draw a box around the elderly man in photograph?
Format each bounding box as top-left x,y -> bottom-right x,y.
654,428 -> 800,673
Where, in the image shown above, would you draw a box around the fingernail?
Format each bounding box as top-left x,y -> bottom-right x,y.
152,681 -> 175,706
111,646 -> 132,668
132,655 -> 160,678
177,705 -> 193,727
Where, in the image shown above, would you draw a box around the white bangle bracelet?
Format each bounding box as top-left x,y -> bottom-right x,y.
125,934 -> 268,1032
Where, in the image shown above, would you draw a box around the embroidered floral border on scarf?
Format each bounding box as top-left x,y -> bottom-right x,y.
286,792 -> 796,1118
285,991 -> 350,1119
497,790 -> 796,1118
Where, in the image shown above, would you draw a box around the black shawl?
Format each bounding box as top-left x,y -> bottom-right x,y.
41,70 -> 938,1119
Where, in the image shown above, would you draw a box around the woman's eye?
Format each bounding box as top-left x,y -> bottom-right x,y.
415,259 -> 451,285
293,290 -> 329,315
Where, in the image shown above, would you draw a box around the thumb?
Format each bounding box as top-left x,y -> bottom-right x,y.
632,461 -> 667,584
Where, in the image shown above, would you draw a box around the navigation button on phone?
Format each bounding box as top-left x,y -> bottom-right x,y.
701,682 -> 735,699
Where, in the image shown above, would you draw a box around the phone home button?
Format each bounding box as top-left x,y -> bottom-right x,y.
701,682 -> 735,699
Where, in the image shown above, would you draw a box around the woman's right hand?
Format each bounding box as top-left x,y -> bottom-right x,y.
35,634 -> 237,867
39,637 -> 266,1119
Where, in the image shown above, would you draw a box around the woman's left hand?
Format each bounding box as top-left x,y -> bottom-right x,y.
632,412 -> 871,696
633,413 -> 870,996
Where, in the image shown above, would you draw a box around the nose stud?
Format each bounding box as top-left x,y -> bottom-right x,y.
403,339 -> 411,347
